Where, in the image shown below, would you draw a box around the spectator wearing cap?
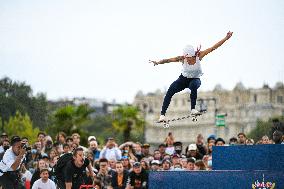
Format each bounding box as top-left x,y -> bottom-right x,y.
196,134 -> 207,156
246,138 -> 254,145
150,160 -> 160,171
237,133 -> 246,145
173,141 -> 183,156
186,144 -> 203,160
88,139 -> 101,161
88,136 -> 97,142
127,162 -> 148,189
0,135 -> 26,189
0,133 -> 9,154
142,144 -> 151,158
186,157 -> 196,171
229,137 -> 238,146
158,144 -> 166,159
100,137 -> 122,161
161,159 -> 171,171
215,138 -> 225,146
111,161 -> 129,189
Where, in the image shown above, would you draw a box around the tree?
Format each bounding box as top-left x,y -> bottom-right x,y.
5,111 -> 40,144
0,77 -> 48,131
112,105 -> 144,142
46,104 -> 95,145
84,114 -> 116,146
247,116 -> 284,142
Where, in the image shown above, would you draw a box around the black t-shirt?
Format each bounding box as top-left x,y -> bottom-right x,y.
129,170 -> 148,189
63,158 -> 90,188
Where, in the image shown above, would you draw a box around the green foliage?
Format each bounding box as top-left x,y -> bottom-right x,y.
0,77 -> 48,130
112,105 -> 144,143
5,111 -> 40,144
247,116 -> 284,142
84,114 -> 117,145
46,104 -> 95,145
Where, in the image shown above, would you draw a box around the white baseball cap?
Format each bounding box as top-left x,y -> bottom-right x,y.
188,144 -> 197,151
88,136 -> 96,141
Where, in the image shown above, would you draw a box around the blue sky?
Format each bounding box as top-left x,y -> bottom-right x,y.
0,0 -> 283,103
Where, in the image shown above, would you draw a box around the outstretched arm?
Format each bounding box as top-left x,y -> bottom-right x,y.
199,31 -> 233,60
149,56 -> 184,66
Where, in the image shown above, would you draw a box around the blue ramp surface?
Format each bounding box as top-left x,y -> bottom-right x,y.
212,144 -> 284,171
149,170 -> 284,189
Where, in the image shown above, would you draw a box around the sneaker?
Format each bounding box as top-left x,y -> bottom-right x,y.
158,115 -> 167,122
190,109 -> 200,115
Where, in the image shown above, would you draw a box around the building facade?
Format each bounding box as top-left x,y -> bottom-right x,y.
133,82 -> 284,145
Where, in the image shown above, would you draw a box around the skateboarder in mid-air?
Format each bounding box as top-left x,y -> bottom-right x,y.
149,31 -> 233,122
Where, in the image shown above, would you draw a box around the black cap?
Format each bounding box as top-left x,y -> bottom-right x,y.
1,133 -> 8,137
11,136 -> 21,146
162,159 -> 171,164
133,162 -> 141,167
215,137 -> 225,145
173,141 -> 182,146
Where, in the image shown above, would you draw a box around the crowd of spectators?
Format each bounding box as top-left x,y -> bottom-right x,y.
0,129 -> 283,189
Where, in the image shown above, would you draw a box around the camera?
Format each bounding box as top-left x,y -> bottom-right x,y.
21,144 -> 31,151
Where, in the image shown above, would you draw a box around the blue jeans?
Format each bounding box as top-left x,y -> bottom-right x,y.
161,74 -> 201,115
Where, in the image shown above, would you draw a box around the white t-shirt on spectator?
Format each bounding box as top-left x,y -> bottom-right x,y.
0,147 -> 25,176
99,147 -> 122,161
22,170 -> 33,181
31,178 -> 56,189
165,146 -> 175,155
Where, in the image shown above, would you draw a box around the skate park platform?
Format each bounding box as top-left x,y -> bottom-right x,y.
149,145 -> 284,189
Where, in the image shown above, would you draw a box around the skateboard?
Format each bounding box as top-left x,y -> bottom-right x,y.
156,112 -> 204,128
79,185 -> 96,189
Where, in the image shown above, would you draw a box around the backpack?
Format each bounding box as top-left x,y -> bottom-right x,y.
54,153 -> 73,179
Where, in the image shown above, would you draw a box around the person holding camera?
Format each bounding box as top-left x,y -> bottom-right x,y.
99,137 -> 122,161
0,136 -> 26,189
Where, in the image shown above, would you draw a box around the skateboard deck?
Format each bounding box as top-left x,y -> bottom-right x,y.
156,112 -> 204,128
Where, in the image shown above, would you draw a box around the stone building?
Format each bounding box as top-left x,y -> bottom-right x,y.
133,82 -> 284,145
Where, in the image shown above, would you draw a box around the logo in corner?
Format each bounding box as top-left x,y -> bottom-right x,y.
252,174 -> 275,189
